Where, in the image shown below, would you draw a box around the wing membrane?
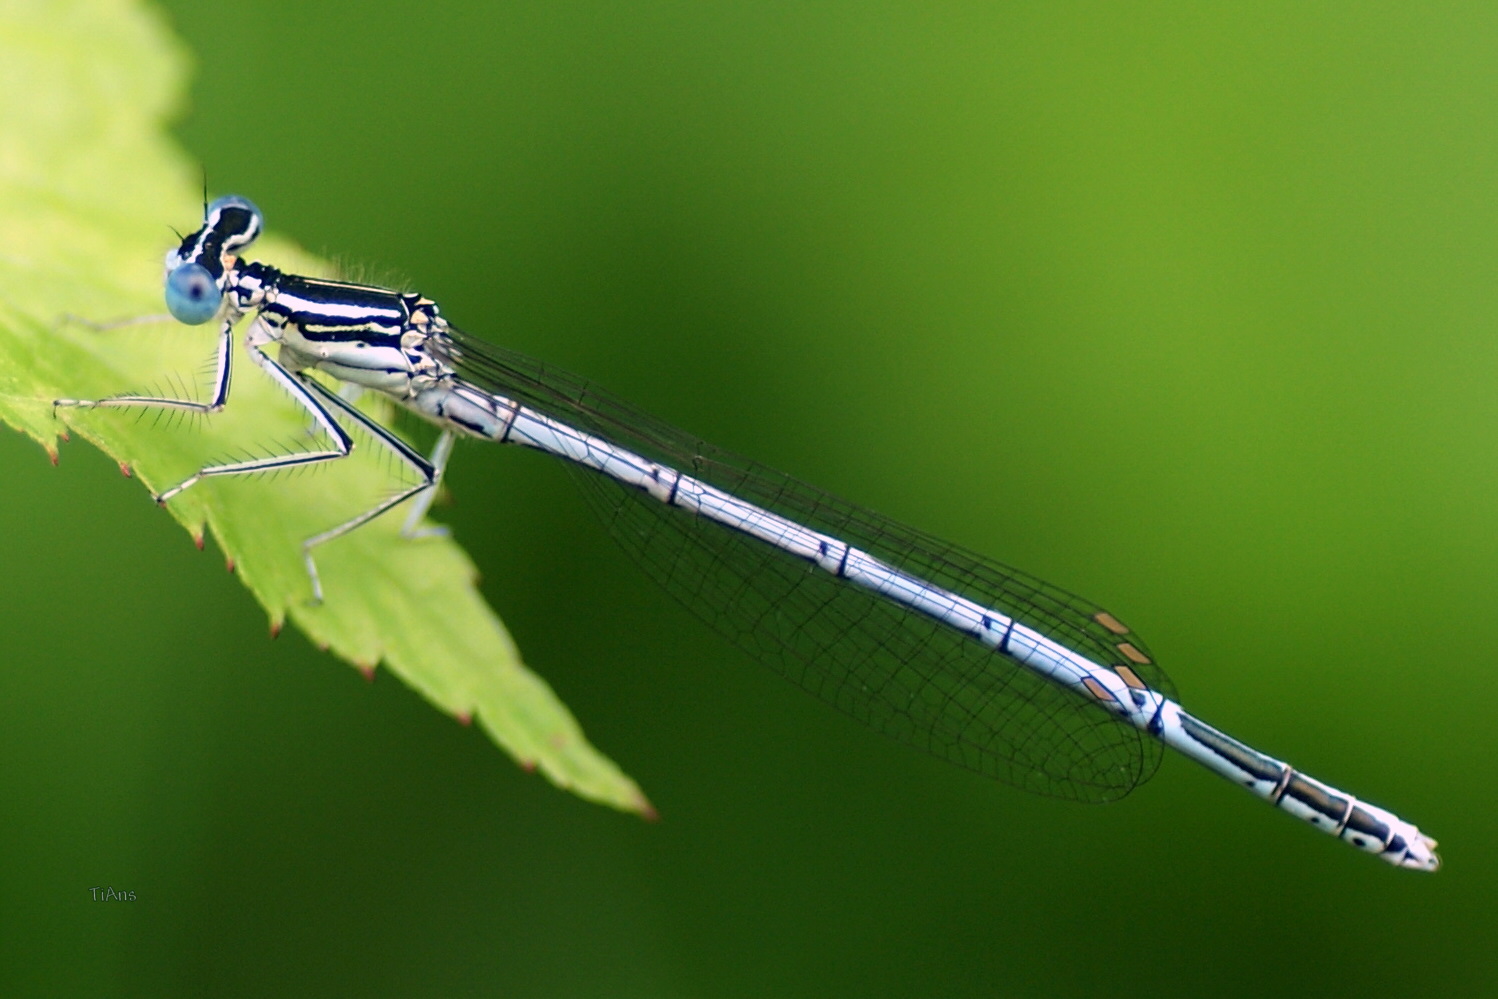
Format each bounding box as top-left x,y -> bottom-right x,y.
432,327 -> 1173,801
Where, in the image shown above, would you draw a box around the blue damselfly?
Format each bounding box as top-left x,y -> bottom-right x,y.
56,196 -> 1439,870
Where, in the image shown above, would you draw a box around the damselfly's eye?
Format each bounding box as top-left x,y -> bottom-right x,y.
165,263 -> 224,324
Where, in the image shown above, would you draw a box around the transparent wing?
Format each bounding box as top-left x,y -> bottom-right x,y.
431,327 -> 1175,802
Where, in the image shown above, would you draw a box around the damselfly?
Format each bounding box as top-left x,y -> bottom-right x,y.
56,196 -> 1439,870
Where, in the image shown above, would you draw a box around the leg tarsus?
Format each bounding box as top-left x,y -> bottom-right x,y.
303,544 -> 326,606
155,475 -> 200,505
57,312 -> 175,332
56,394 -> 226,414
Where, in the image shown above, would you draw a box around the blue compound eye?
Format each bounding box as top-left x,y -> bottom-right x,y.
165,263 -> 224,324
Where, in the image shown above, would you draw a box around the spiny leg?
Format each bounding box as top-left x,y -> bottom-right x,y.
153,342 -> 356,506
53,313 -> 235,414
299,378 -> 442,602
303,382 -> 366,439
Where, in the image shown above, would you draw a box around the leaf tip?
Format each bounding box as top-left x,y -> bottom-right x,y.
356,662 -> 376,682
519,758 -> 537,773
268,617 -> 283,639
46,445 -> 59,466
224,556 -> 235,573
455,710 -> 472,727
192,530 -> 205,550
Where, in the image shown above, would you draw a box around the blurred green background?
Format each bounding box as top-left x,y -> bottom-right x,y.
3,2 -> 1493,995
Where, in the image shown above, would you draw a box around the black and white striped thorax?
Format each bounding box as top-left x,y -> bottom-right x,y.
234,265 -> 427,344
220,261 -> 457,402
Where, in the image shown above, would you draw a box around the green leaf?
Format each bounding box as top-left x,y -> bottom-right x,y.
0,0 -> 651,815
